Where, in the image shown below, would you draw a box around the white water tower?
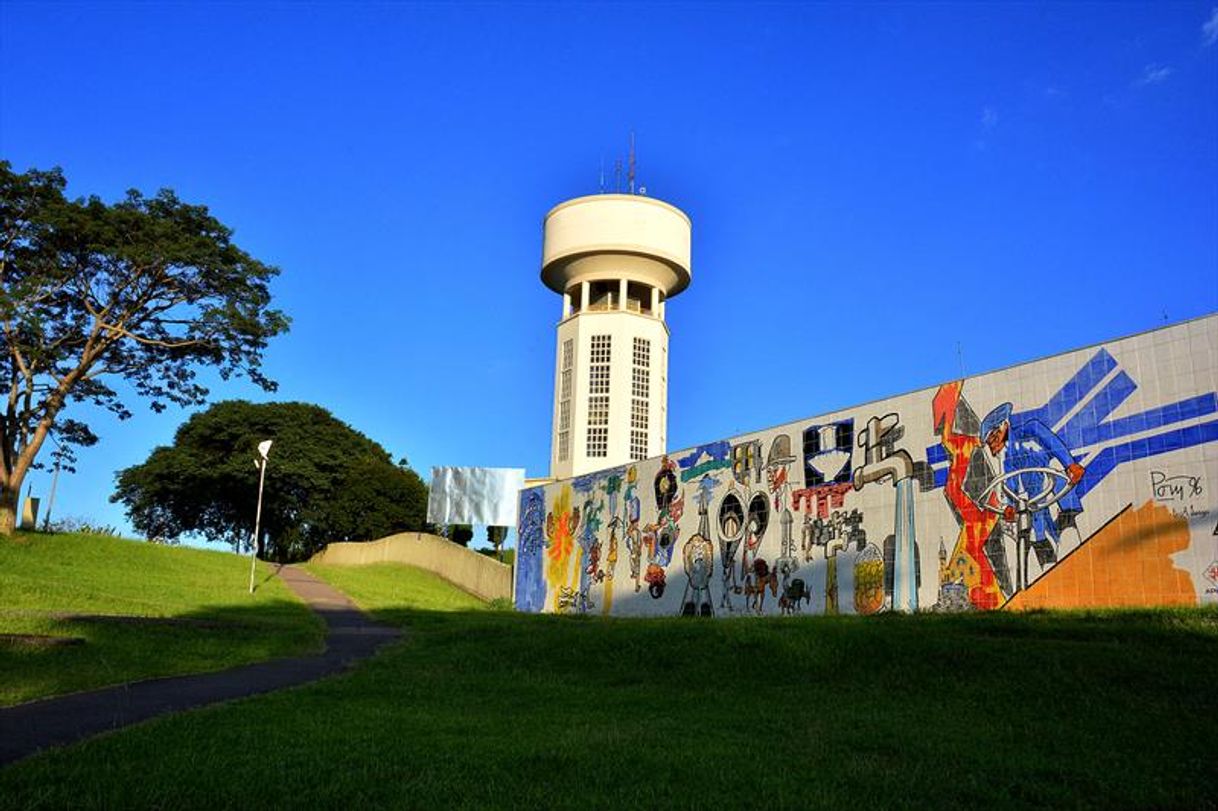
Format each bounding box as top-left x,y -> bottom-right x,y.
541,193 -> 692,479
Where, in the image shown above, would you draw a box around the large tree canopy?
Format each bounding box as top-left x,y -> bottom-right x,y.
0,162 -> 288,534
113,401 -> 428,562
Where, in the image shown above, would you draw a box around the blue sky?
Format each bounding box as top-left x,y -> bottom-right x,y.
2,2 -> 1216,544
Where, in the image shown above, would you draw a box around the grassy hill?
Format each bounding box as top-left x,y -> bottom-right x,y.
0,532 -> 322,705
304,561 -> 490,614
2,554 -> 1214,808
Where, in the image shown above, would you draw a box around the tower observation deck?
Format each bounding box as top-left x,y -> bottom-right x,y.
542,193 -> 692,480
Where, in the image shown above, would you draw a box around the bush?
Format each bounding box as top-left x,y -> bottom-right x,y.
44,516 -> 123,537
475,548 -> 515,566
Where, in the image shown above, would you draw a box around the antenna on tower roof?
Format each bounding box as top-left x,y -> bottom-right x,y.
599,157 -> 605,194
614,158 -> 622,193
628,132 -> 637,195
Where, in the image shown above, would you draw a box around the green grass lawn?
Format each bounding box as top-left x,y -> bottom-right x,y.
303,561 -> 489,614
1,554 -> 1214,809
0,532 -> 322,706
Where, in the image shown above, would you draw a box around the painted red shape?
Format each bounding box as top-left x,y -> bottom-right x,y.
933,381 -> 1005,610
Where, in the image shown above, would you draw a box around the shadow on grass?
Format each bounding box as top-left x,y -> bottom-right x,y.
0,583 -> 405,767
348,602 -> 1218,715
362,599 -> 1218,639
0,603 -> 1215,808
254,566 -> 284,590
0,596 -> 324,708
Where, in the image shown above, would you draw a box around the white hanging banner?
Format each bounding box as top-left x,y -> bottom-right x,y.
427,466 -> 526,527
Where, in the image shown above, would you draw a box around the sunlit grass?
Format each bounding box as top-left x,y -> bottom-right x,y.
0,532 -> 322,705
304,561 -> 488,614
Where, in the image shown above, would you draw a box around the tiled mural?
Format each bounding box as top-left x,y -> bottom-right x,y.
516,315 -> 1218,616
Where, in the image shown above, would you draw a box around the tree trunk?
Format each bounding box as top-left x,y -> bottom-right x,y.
0,483 -> 20,536
1,414 -> 53,538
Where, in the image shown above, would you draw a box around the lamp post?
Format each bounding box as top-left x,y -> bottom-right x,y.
41,433 -> 63,532
248,439 -> 273,594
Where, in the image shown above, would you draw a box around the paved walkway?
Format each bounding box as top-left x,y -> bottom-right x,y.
0,566 -> 400,766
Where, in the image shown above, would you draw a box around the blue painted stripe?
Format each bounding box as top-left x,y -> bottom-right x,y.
1055,371 -> 1137,448
1075,419 -> 1218,498
1066,392 -> 1218,450
1015,349 -> 1117,429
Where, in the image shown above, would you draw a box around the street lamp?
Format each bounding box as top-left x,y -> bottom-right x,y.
41,431 -> 63,532
248,439 -> 273,594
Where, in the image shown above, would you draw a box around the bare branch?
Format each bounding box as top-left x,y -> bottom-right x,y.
98,321 -> 211,350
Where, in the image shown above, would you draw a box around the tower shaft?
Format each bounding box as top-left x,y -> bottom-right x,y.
541,194 -> 692,479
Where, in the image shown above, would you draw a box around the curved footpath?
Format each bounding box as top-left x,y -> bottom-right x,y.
0,566 -> 400,766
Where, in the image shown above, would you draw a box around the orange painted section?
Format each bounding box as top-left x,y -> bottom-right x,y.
933,381 -> 1005,610
1007,501 -> 1197,610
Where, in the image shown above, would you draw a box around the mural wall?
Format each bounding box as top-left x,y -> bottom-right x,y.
516,315 -> 1218,616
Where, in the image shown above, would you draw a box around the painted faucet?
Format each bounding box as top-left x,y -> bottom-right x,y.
853,413 -> 919,613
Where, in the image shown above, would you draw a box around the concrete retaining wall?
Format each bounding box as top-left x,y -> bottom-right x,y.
310,532 -> 512,602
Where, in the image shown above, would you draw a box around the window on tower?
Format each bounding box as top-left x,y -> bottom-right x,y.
558,338 -> 574,462
587,427 -> 608,458
630,337 -> 650,459
588,395 -> 609,426
587,335 -> 611,458
589,335 -> 612,367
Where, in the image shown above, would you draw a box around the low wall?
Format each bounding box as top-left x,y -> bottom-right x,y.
310,532 -> 512,602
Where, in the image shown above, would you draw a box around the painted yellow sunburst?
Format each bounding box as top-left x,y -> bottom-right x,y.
545,486 -> 581,609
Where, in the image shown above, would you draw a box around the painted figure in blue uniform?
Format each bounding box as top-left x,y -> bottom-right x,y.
978,403 -> 1086,565
624,466 -> 643,592
576,493 -> 603,613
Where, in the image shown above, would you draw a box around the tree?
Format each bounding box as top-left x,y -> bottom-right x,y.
487,525 -> 507,561
0,162 -> 287,535
447,524 -> 473,547
112,401 -> 429,562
